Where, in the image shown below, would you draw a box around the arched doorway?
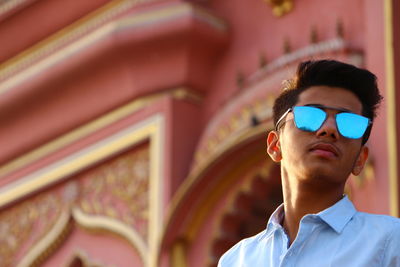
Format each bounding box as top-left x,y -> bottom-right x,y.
161,123 -> 283,267
209,164 -> 282,266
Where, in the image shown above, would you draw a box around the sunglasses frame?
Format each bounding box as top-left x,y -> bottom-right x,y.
275,104 -> 372,139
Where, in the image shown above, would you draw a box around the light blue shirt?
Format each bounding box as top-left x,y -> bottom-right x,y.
218,196 -> 400,267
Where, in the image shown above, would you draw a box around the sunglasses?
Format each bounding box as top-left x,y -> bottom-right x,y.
275,104 -> 372,139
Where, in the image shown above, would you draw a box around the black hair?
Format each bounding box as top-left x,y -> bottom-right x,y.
272,59 -> 383,144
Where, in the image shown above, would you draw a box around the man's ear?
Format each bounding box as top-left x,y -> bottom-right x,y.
352,146 -> 369,176
267,130 -> 282,162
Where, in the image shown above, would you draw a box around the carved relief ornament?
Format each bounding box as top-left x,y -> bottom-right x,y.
264,0 -> 293,17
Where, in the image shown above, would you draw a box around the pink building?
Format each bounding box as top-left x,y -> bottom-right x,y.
0,0 -> 399,266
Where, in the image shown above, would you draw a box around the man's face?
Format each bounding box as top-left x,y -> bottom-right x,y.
268,86 -> 369,187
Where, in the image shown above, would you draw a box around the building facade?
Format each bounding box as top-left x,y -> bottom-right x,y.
0,0 -> 399,266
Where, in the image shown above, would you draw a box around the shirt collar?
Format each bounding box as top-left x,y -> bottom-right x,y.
264,204 -> 285,237
264,196 -> 357,237
317,195 -> 357,234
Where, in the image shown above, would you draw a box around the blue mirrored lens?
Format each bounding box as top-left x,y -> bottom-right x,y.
293,106 -> 326,132
336,113 -> 369,139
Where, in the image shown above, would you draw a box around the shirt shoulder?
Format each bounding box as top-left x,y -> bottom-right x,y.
218,230 -> 267,267
355,213 -> 400,266
354,211 -> 400,229
351,212 -> 400,247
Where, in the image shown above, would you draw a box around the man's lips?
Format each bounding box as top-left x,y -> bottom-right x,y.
309,143 -> 339,158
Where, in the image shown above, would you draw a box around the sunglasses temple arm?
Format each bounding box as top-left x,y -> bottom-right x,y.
275,108 -> 292,131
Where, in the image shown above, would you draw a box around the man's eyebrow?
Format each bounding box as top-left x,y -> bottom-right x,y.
304,103 -> 353,113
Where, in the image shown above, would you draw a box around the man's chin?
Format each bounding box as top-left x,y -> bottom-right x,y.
301,165 -> 344,183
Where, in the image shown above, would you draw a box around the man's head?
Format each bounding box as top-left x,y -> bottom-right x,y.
267,59 -> 383,189
273,60 -> 382,144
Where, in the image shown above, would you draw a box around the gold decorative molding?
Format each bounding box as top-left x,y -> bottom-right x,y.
192,94 -> 275,174
264,0 -> 293,17
0,1 -> 227,94
16,204 -> 150,266
0,114 -> 164,255
0,0 -> 25,14
72,207 -> 148,266
170,239 -> 187,267
17,208 -> 72,267
79,144 -> 150,241
0,0 -> 33,18
0,193 -> 63,267
0,114 -> 164,267
0,0 -> 158,79
384,0 -> 399,217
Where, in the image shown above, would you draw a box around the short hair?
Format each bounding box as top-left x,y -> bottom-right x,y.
272,59 -> 383,144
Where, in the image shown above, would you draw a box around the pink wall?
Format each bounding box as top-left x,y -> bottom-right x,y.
0,0 -> 395,266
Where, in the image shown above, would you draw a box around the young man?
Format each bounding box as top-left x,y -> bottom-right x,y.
218,60 -> 400,266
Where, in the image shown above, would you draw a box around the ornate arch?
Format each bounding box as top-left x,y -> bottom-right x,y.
16,205 -> 150,267
207,164 -> 282,267
162,36 -> 365,267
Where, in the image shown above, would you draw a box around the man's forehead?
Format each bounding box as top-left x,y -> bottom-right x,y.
297,86 -> 363,114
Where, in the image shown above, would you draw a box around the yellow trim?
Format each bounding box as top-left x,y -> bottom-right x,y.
384,0 -> 399,217
0,115 -> 162,208
17,208 -> 71,267
170,239 -> 187,267
0,1 -> 226,92
0,20 -> 115,93
72,207 -> 149,266
0,0 -> 31,16
0,0 -> 136,75
5,114 -> 164,267
0,88 -> 200,179
148,113 -> 163,267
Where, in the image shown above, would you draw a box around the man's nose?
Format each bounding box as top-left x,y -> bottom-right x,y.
315,115 -> 339,140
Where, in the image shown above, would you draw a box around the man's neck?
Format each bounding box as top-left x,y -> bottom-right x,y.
281,172 -> 345,246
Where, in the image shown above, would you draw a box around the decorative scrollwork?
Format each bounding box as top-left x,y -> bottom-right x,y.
0,194 -> 62,266
78,144 -> 150,241
264,0 -> 293,17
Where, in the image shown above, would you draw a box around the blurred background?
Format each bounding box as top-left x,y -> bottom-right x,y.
0,0 -> 399,266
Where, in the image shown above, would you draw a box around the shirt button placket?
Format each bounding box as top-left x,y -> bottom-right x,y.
280,248 -> 295,267
279,255 -> 292,267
